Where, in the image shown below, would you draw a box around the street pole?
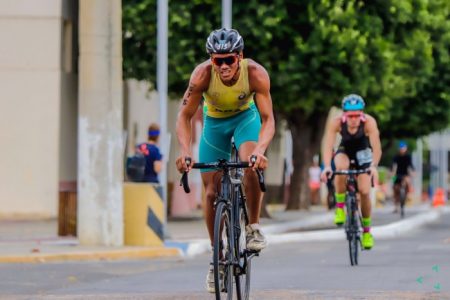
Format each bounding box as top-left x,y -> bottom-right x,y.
412,139 -> 423,203
78,0 -> 123,246
157,0 -> 169,225
222,0 -> 232,29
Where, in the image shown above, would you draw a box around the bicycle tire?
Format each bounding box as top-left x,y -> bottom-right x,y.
213,201 -> 233,300
349,234 -> 358,266
399,185 -> 406,218
235,208 -> 251,300
346,195 -> 359,266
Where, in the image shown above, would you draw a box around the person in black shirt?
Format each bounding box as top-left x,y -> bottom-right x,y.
321,94 -> 382,250
391,141 -> 415,212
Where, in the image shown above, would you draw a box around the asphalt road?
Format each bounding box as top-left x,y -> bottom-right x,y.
1,211 -> 449,300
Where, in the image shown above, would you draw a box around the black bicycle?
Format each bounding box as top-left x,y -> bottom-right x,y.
333,168 -> 370,266
397,176 -> 408,218
181,154 -> 265,300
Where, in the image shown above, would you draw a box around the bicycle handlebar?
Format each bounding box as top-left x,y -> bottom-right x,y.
180,156 -> 266,193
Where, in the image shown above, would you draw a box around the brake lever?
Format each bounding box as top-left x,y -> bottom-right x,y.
180,157 -> 192,193
250,155 -> 266,192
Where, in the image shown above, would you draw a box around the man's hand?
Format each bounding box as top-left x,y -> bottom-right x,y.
321,166 -> 333,182
176,154 -> 194,173
249,153 -> 268,171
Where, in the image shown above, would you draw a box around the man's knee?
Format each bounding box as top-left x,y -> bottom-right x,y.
204,188 -> 216,203
359,191 -> 370,200
244,168 -> 258,180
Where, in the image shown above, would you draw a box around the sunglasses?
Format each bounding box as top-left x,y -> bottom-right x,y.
346,112 -> 362,119
212,55 -> 238,66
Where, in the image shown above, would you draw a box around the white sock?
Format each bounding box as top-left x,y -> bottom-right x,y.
249,223 -> 260,231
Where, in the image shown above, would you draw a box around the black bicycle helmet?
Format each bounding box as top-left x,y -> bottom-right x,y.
206,28 -> 244,54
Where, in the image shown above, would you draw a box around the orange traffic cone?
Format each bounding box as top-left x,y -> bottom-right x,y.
432,188 -> 446,207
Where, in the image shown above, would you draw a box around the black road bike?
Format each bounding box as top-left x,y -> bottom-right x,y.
181,153 -> 265,300
333,168 -> 370,266
397,176 -> 408,218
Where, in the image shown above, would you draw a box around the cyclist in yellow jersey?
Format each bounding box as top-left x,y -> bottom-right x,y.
175,28 -> 275,293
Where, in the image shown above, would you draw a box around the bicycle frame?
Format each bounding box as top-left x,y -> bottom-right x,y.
180,150 -> 265,299
334,168 -> 369,266
343,173 -> 363,245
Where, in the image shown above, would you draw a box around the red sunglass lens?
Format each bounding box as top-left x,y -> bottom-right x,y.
347,114 -> 360,119
213,56 -> 236,66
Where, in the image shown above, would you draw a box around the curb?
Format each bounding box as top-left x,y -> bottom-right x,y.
0,247 -> 181,263
182,206 -> 450,257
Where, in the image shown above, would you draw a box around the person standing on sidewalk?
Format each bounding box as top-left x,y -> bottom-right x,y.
309,155 -> 322,205
175,28 -> 275,292
134,123 -> 164,197
320,94 -> 382,250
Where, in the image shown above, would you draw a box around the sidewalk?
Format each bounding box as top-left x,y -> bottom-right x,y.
0,203 -> 444,263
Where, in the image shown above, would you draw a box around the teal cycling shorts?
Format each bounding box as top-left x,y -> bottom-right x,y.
199,103 -> 261,173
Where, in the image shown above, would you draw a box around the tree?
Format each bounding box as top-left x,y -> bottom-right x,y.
123,0 -> 450,210
376,0 -> 450,140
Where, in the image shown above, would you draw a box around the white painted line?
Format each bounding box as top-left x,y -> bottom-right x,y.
262,213 -> 333,234
183,206 -> 450,257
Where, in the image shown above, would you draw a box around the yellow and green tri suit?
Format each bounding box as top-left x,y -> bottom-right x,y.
200,59 -> 261,172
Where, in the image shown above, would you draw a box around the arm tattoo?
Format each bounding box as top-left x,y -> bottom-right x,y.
187,84 -> 196,98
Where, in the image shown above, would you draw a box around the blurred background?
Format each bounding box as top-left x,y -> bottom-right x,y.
0,0 -> 449,245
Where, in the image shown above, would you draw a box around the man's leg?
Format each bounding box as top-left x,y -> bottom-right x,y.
239,141 -> 267,251
393,182 -> 400,212
334,153 -> 350,225
201,171 -> 223,293
201,171 -> 222,244
357,173 -> 374,249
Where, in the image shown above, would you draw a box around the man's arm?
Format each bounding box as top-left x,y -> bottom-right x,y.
248,61 -> 275,169
322,118 -> 339,168
320,118 -> 339,181
154,161 -> 162,173
365,115 -> 382,167
407,154 -> 415,176
175,62 -> 210,172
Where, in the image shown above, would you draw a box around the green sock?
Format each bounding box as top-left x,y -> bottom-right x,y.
335,193 -> 345,208
362,217 -> 371,228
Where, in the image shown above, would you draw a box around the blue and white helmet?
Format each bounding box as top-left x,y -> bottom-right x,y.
206,28 -> 244,54
342,94 -> 365,111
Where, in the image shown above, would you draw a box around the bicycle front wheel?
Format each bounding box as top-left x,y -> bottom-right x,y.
349,233 -> 358,266
346,197 -> 359,266
399,186 -> 406,218
213,201 -> 233,300
235,208 -> 251,300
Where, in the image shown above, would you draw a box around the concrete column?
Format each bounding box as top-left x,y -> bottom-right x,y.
412,139 -> 423,202
77,0 -> 123,246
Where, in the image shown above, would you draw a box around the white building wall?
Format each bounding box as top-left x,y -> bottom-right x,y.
0,0 -> 64,218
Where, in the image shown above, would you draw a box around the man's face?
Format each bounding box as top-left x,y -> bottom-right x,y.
345,111 -> 363,128
211,53 -> 240,82
399,147 -> 407,154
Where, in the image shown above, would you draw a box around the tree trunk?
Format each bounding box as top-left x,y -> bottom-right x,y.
285,111 -> 328,210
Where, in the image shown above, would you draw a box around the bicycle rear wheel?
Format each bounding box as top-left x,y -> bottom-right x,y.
235,208 -> 251,300
213,201 -> 233,300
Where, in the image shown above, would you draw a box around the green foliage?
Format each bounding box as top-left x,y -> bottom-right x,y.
123,0 -> 450,138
